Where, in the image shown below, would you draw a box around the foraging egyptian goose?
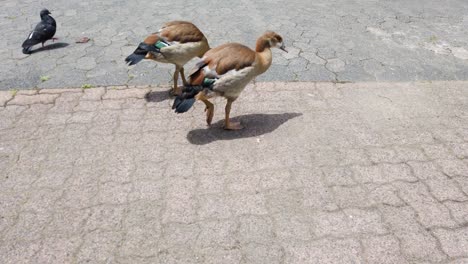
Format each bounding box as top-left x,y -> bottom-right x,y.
125,21 -> 210,95
172,31 -> 287,130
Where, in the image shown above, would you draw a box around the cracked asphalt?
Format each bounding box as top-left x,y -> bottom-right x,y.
1,81 -> 468,263
1,0 -> 468,90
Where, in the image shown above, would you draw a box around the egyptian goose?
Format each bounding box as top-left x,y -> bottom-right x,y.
22,9 -> 57,54
125,21 -> 210,95
172,31 -> 287,130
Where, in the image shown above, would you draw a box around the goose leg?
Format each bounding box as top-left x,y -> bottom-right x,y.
180,67 -> 188,86
195,92 -> 214,126
224,99 -> 243,130
171,65 -> 182,96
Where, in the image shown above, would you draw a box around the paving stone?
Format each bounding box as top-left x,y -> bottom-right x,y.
242,243 -> 284,264
76,230 -> 122,263
395,182 -> 458,228
228,193 -> 268,216
238,215 -> 274,244
338,148 -> 371,166
332,185 -> 376,208
366,147 -> 402,163
161,223 -> 199,251
199,247 -> 243,264
34,235 -> 82,263
447,258 -> 468,264
8,93 -> 58,105
0,240 -> 42,264
380,206 -> 447,261
84,205 -> 125,232
273,214 -> 312,241
82,87 -> 106,100
97,181 -> 132,205
444,201 -> 468,225
120,219 -> 161,257
103,88 -> 149,100
321,166 -> 356,186
158,247 -> 197,264
454,177 -> 468,195
197,194 -> 232,220
425,176 -> 468,202
436,159 -> 468,177
408,161 -> 446,180
283,239 -> 362,264
195,220 -> 238,248
432,227 -> 468,258
393,146 -> 427,162
44,208 -> 91,236
291,168 -> 338,211
363,235 -> 409,264
449,143 -> 468,159
367,183 -> 406,206
76,57 -> 97,70
380,163 -> 418,182
422,144 -> 458,160
0,91 -> 13,106
312,209 -> 387,238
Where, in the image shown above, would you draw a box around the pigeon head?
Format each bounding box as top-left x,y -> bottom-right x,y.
40,9 -> 51,18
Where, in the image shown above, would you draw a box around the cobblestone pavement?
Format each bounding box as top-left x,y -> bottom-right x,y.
0,81 -> 467,263
1,0 -> 468,90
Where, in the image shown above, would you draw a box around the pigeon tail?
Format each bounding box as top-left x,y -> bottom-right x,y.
22,46 -> 33,54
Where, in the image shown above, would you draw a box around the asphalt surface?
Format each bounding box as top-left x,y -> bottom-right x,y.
1,0 -> 468,90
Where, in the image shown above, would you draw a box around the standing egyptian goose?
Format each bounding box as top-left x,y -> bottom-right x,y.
172,31 -> 287,130
125,21 -> 210,95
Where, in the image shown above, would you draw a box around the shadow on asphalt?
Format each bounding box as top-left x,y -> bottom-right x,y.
144,90 -> 171,103
30,42 -> 69,54
187,112 -> 302,145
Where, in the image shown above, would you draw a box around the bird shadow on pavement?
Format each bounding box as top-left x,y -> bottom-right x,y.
30,42 -> 69,53
187,112 -> 302,145
144,90 -> 172,103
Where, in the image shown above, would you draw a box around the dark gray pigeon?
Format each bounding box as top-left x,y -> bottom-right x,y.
22,9 -> 57,54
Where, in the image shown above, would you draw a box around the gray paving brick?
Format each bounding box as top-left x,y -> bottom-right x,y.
197,194 -> 232,220
332,185 -> 376,208
76,230 -> 122,263
363,235 -> 409,264
321,166 -> 356,186
444,201 -> 468,225
425,176 -> 468,202
367,183 -> 406,206
238,215 -> 274,244
195,220 -> 237,248
283,239 -> 362,264
242,243 -> 284,264
409,161 -> 446,180
381,206 -> 447,261
395,182 -> 458,228
433,227 -> 468,258
436,159 -> 468,177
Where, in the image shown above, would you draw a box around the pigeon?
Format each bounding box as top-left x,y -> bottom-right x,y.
22,9 -> 57,54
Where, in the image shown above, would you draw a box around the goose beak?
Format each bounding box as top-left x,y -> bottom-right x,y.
279,43 -> 288,53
